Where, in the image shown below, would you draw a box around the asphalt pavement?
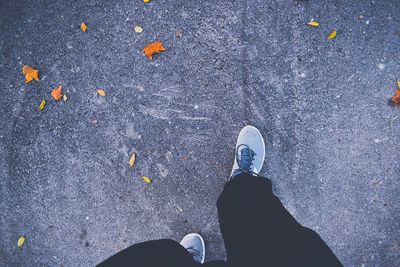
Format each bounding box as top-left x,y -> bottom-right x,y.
1,0 -> 399,266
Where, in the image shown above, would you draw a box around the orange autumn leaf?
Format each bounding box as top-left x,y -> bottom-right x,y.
51,85 -> 63,101
97,89 -> 106,96
391,89 -> 400,105
143,41 -> 166,60
81,22 -> 88,32
22,65 -> 39,83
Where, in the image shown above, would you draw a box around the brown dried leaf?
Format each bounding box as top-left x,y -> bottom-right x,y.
391,89 -> 400,105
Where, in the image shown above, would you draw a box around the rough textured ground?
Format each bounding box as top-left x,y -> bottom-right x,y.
1,0 -> 400,266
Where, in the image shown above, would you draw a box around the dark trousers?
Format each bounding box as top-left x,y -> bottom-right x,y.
97,174 -> 343,267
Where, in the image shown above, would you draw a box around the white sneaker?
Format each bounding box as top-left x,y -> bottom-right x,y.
180,233 -> 205,264
230,125 -> 266,177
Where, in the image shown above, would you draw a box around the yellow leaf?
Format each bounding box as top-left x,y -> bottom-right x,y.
327,30 -> 337,40
129,153 -> 136,168
144,0 -> 151,3
97,89 -> 106,96
142,176 -> 152,183
22,65 -> 39,83
18,236 -> 25,247
134,26 -> 143,33
81,22 -> 88,32
397,80 -> 400,89
307,21 -> 320,27
38,99 -> 46,111
63,94 -> 68,102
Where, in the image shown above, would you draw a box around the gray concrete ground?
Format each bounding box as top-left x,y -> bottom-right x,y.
1,0 -> 400,266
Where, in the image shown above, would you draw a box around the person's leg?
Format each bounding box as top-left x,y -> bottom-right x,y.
217,174 -> 342,267
97,239 -> 198,267
218,126 -> 342,266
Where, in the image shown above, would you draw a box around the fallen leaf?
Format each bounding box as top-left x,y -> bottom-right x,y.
129,153 -> 136,168
327,30 -> 337,40
97,89 -> 106,96
51,85 -> 63,101
175,30 -> 182,38
144,0 -> 151,3
22,65 -> 39,83
18,236 -> 25,247
134,26 -> 143,33
181,156 -> 189,161
38,99 -> 46,111
397,80 -> 400,89
63,94 -> 68,102
307,21 -> 320,27
143,41 -> 166,60
142,176 -> 152,183
81,22 -> 88,32
391,89 -> 400,105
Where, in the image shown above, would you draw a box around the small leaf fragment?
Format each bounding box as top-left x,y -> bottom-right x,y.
144,0 -> 151,3
81,22 -> 88,32
97,89 -> 106,96
22,65 -> 39,83
129,153 -> 136,168
175,30 -> 183,38
143,41 -> 167,60
134,26 -> 143,33
181,156 -> 189,161
51,85 -> 63,101
63,94 -> 68,102
327,30 -> 337,40
38,99 -> 46,111
142,176 -> 152,183
307,21 -> 320,27
18,236 -> 25,247
391,89 -> 400,105
397,80 -> 400,89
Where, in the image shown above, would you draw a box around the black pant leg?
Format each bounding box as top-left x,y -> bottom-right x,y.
96,239 -> 199,267
217,173 -> 343,267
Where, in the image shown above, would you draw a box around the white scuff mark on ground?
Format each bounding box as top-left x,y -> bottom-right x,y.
165,151 -> 173,162
138,105 -> 172,120
157,163 -> 169,178
178,115 -> 211,121
374,138 -> 388,143
126,124 -> 141,140
138,105 -> 210,121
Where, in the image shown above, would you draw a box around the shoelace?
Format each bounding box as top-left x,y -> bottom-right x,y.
234,144 -> 257,176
